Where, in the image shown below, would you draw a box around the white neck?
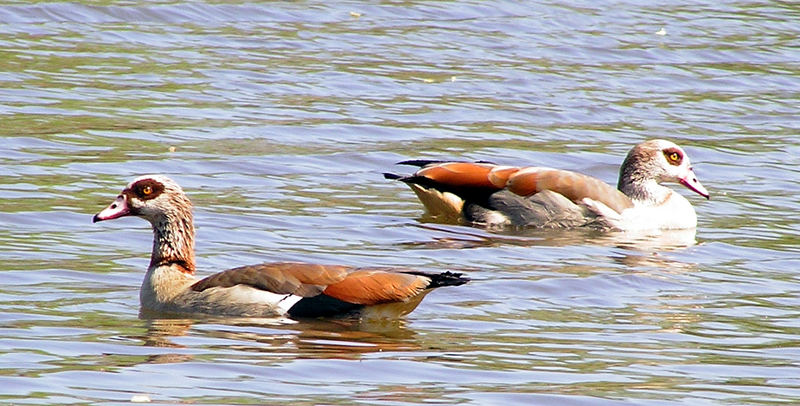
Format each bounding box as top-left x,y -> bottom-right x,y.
621,179 -> 672,207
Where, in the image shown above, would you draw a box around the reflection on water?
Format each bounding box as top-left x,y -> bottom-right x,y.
1,0 -> 800,404
406,222 -> 697,252
140,315 -> 421,362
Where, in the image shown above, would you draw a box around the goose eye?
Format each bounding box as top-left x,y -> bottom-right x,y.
663,149 -> 682,165
133,181 -> 162,200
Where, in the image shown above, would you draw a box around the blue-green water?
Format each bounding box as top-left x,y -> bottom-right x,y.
1,1 -> 799,404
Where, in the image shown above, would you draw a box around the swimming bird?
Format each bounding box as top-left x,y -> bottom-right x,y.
384,139 -> 709,230
93,175 -> 468,319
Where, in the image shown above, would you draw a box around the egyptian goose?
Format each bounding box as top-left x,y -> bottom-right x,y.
385,139 -> 709,230
92,175 -> 468,319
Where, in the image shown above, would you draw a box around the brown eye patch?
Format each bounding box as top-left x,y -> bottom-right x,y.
663,148 -> 683,166
132,179 -> 164,200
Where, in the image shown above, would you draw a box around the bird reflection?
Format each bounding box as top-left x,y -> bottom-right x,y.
398,222 -> 699,274
136,311 -> 421,364
404,222 -> 697,251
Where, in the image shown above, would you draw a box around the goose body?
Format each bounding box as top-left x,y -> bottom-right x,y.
385,139 -> 709,231
93,175 -> 468,319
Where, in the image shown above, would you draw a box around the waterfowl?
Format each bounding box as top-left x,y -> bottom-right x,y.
384,139 -> 709,230
93,175 -> 468,319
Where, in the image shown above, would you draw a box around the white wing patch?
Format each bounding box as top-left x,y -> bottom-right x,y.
199,285 -> 304,315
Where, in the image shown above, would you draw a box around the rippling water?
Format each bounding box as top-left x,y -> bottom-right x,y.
1,1 -> 799,404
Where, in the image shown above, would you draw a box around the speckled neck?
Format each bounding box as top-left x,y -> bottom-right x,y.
617,144 -> 670,206
148,204 -> 196,274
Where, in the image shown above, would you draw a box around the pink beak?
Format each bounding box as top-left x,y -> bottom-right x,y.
93,195 -> 131,223
679,168 -> 709,199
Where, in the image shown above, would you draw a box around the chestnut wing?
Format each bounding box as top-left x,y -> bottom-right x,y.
506,168 -> 634,213
413,162 -> 499,189
191,262 -> 351,297
323,268 -> 433,305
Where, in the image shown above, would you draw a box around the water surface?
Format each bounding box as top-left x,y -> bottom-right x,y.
1,1 -> 799,404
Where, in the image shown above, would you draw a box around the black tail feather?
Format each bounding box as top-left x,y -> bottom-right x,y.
407,271 -> 470,288
288,294 -> 363,318
395,159 -> 498,167
397,159 -> 448,167
384,160 -> 442,182
383,172 -> 433,187
383,172 -> 404,180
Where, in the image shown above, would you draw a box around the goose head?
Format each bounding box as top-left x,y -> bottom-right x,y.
618,139 -> 709,203
93,175 -> 192,225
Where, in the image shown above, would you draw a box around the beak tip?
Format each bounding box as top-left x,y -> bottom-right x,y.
679,177 -> 709,201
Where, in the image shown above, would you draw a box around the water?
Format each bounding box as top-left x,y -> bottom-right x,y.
1,1 -> 799,404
